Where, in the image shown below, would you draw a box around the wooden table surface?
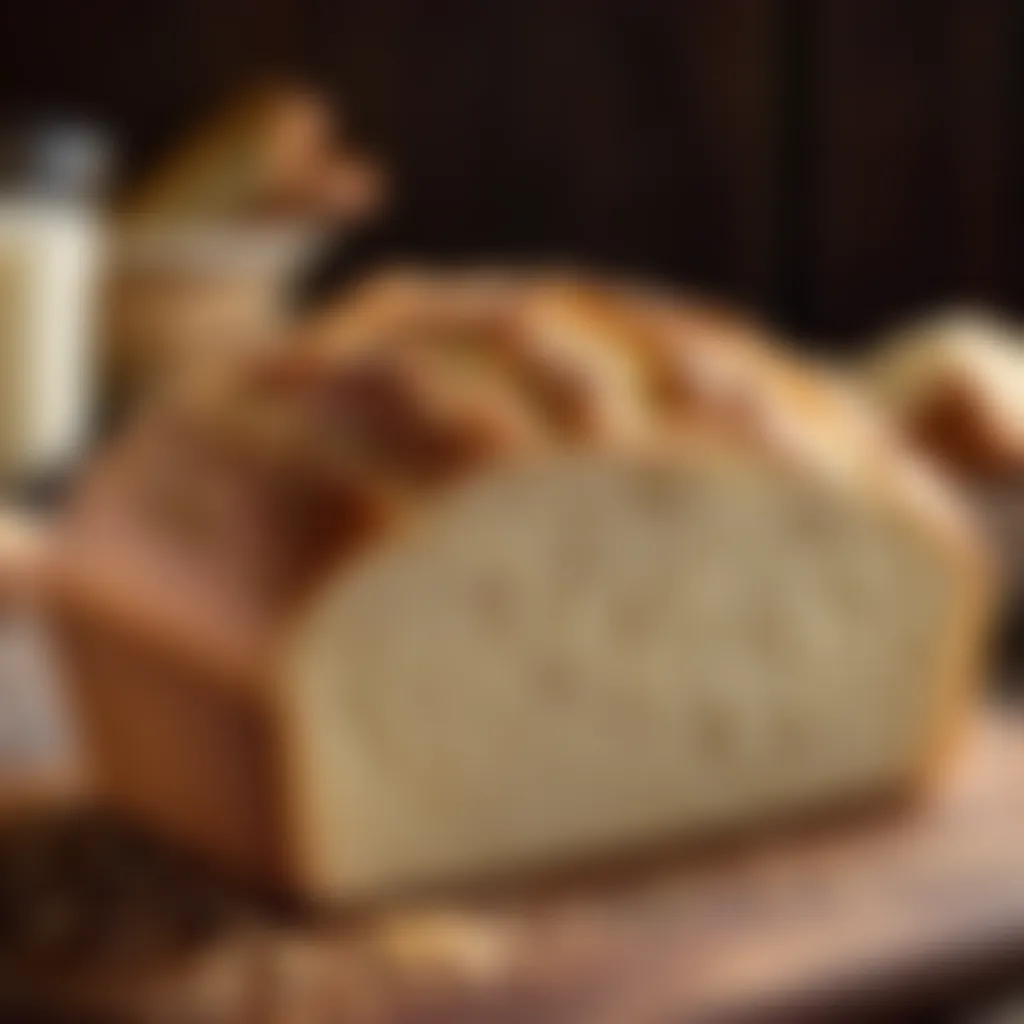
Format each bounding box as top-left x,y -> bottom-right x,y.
0,706 -> 1020,1023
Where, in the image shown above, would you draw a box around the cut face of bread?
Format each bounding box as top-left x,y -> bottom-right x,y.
52,268 -> 990,901
284,451 -> 965,896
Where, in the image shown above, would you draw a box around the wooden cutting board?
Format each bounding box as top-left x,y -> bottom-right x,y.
0,706 -> 1022,1023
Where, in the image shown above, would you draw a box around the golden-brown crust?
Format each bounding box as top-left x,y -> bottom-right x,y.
56,606 -> 290,882
298,269 -> 986,543
911,376 -> 1024,477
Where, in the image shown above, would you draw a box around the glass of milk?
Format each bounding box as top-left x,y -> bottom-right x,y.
0,122 -> 109,487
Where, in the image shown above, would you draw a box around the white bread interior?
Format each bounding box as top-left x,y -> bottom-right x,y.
284,448 -> 973,897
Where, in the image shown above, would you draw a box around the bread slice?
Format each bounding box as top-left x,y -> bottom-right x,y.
51,270 -> 991,899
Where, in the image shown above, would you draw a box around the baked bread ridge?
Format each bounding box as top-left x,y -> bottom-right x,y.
53,268 -> 991,899
294,267 -> 984,555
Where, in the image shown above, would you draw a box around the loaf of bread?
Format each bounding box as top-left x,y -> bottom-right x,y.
51,269 -> 991,899
864,309 -> 1024,477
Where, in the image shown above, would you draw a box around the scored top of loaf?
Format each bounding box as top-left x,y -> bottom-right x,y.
277,268 -> 978,539
56,267 -> 987,677
224,267 -> 936,487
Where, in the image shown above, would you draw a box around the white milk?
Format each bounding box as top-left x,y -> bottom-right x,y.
0,198 -> 103,479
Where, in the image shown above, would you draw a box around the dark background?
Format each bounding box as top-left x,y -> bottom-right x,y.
2,0 -> 1023,347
